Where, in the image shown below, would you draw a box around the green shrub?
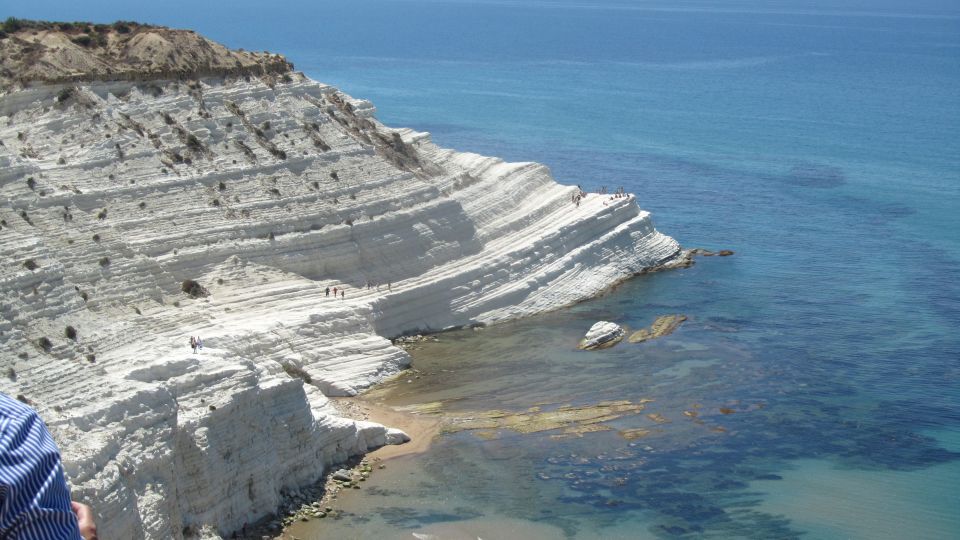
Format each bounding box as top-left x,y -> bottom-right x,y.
71,35 -> 93,47
282,363 -> 312,383
181,279 -> 209,298
2,17 -> 24,34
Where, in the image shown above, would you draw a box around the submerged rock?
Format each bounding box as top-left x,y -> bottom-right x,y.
442,399 -> 651,436
628,315 -> 687,343
579,321 -> 625,350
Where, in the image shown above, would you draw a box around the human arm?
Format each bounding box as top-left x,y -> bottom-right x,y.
71,501 -> 98,540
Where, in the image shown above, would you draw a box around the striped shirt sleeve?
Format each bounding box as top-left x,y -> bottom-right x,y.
0,393 -> 82,540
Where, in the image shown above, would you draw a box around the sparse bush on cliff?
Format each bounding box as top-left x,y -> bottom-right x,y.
37,337 -> 52,352
23,259 -> 38,271
26,177 -> 36,190
2,17 -> 24,34
282,363 -> 312,384
71,34 -> 93,47
181,279 -> 210,298
65,326 -> 77,340
98,256 -> 110,267
186,134 -> 202,150
56,88 -> 74,103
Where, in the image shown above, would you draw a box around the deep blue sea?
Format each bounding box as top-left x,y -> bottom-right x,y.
7,0 -> 960,538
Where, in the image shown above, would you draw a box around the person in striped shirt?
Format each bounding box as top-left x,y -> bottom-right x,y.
0,392 -> 97,539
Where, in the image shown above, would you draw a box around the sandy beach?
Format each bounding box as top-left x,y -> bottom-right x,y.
330,396 -> 442,461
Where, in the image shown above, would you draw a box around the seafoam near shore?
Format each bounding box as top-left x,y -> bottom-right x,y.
0,32 -> 678,537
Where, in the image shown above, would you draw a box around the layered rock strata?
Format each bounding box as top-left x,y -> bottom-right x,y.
0,24 -> 679,539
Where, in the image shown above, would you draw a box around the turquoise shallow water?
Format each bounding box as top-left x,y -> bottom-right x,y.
7,0 -> 960,537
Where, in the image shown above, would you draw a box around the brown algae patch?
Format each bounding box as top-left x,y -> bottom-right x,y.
440,400 -> 651,437
628,314 -> 688,343
619,428 -> 653,440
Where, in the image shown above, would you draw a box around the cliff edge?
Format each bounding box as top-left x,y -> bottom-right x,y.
0,21 -> 680,539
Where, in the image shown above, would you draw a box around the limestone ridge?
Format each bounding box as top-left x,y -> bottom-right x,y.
0,23 -> 680,539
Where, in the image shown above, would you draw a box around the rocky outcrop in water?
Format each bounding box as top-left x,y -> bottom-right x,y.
628,314 -> 688,343
0,22 -> 679,539
579,321 -> 625,350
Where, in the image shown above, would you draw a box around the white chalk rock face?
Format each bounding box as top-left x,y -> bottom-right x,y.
581,321 -> 625,350
0,44 -> 679,539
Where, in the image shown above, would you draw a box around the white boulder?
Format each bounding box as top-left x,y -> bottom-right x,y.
580,321 -> 625,350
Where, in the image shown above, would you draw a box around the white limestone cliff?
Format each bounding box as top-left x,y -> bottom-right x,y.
0,32 -> 679,540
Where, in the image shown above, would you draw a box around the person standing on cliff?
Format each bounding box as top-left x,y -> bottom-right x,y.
190,336 -> 197,354
1,392 -> 98,540
333,287 -> 338,297
341,290 -> 345,300
325,286 -> 330,297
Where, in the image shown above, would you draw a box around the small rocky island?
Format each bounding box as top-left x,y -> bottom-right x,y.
0,20 -> 680,539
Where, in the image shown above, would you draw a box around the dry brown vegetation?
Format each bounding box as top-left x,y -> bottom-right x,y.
0,18 -> 292,89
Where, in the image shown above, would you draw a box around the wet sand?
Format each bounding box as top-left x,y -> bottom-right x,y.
271,393 -> 442,539
331,396 -> 442,461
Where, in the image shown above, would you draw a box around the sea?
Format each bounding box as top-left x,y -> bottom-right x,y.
7,0 -> 959,538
